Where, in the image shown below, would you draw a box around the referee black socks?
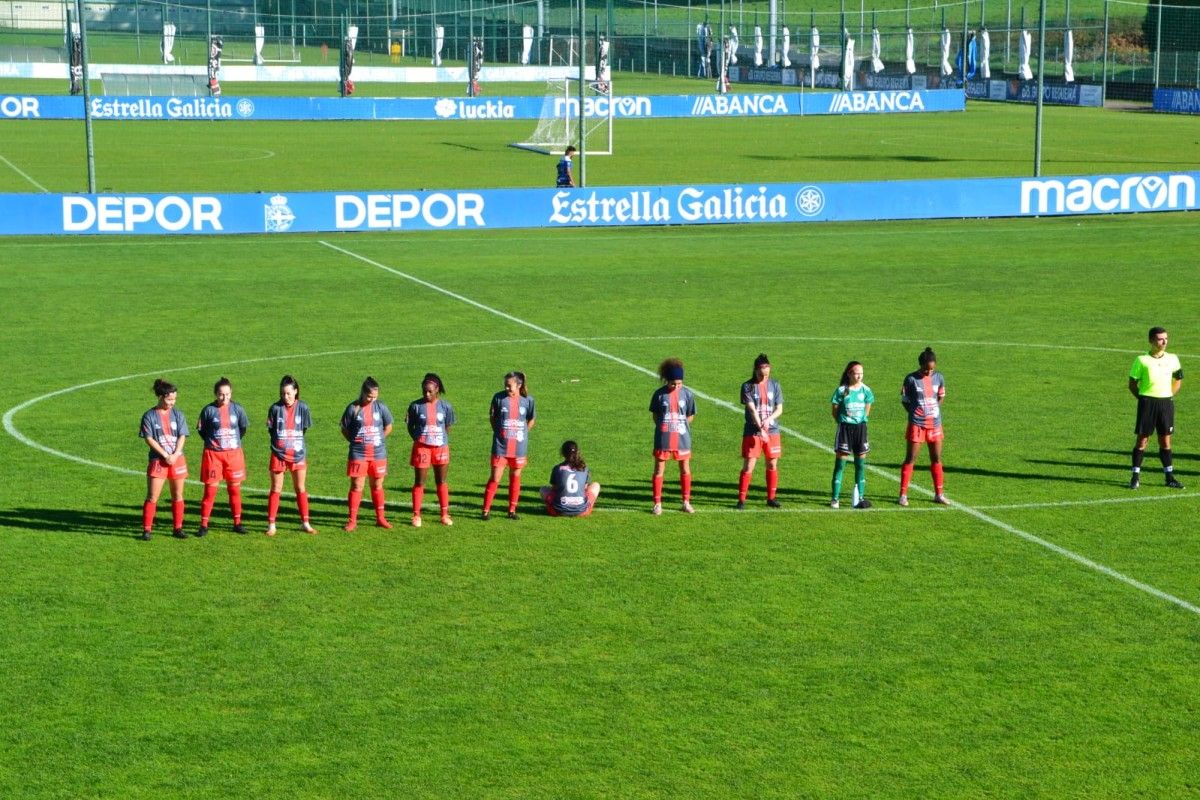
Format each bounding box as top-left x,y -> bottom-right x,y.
1132,447 -> 1145,471
1160,448 -> 1174,472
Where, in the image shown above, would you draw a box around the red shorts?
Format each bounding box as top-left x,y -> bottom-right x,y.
906,423 -> 944,443
147,454 -> 188,480
269,454 -> 307,473
347,458 -> 387,478
201,449 -> 246,484
653,449 -> 691,462
741,433 -> 782,459
411,443 -> 450,469
541,487 -> 596,518
491,454 -> 527,469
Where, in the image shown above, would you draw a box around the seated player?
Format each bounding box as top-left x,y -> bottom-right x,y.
541,440 -> 601,517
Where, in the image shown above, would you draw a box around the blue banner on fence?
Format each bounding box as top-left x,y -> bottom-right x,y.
1153,88 -> 1200,114
0,89 -> 963,121
1,172 -> 1194,236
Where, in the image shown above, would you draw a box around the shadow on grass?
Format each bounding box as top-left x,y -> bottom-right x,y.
598,479 -> 826,508
0,507 -> 146,539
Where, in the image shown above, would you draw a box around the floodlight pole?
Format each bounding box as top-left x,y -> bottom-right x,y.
76,0 -> 96,192
1032,0 -> 1046,176
579,0 -> 586,187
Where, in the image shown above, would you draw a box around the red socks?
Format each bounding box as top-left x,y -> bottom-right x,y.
171,500 -> 184,530
766,468 -> 779,500
931,463 -> 944,494
200,484 -> 218,525
900,463 -> 914,495
228,484 -> 243,525
680,473 -> 692,502
296,491 -> 310,522
267,491 -> 281,523
652,475 -> 664,503
347,489 -> 363,524
482,480 -> 499,514
371,488 -> 387,522
436,483 -> 450,514
411,485 -> 425,515
507,475 -> 521,513
142,501 -> 156,531
737,471 -> 752,502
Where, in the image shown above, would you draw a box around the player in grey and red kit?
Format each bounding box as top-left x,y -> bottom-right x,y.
650,358 -> 698,515
266,374 -> 317,536
736,353 -> 784,509
340,376 -> 394,531
196,376 -> 249,536
406,373 -> 457,528
139,378 -> 189,540
899,347 -> 949,506
482,371 -> 536,521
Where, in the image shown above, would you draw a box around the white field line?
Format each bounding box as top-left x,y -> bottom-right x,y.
0,154 -> 49,193
318,240 -> 1200,617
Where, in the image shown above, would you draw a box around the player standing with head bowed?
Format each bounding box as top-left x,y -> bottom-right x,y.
541,440 -> 601,517
1129,326 -> 1184,490
406,373 -> 457,528
650,358 -> 698,515
556,145 -> 577,188
340,376 -> 394,531
830,361 -> 874,509
899,347 -> 948,506
736,353 -> 784,510
139,379 -> 189,540
265,375 -> 317,536
196,377 -> 249,536
482,371 -> 536,521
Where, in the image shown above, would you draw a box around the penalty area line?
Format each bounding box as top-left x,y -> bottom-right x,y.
318,240 -> 1200,618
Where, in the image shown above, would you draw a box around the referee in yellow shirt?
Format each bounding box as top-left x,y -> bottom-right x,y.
1129,326 -> 1184,489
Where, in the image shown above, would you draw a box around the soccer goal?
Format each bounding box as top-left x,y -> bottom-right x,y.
510,35 -> 613,156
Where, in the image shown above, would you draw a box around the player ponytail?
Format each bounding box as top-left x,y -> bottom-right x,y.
280,374 -> 300,399
422,372 -> 446,396
918,347 -> 937,368
357,376 -> 380,406
659,358 -> 685,383
505,371 -> 528,397
561,440 -> 587,471
840,361 -> 862,387
213,376 -> 232,395
152,378 -> 177,398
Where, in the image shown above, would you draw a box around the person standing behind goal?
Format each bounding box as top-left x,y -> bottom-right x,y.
1129,326 -> 1184,490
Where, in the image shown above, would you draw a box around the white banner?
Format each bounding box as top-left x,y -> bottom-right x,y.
161,23 -> 176,65
842,37 -> 855,90
810,27 -> 820,72
980,28 -> 991,78
905,28 -> 915,74
253,25 -> 265,65
754,26 -> 763,67
870,28 -> 884,73
521,25 -> 533,65
940,29 -> 952,76
347,25 -> 359,53
780,26 -> 791,68
433,25 -> 444,67
729,26 -> 739,64
1064,29 -> 1075,82
1019,30 -> 1033,80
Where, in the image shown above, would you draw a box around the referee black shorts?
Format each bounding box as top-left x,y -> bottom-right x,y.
1135,395 -> 1175,437
834,422 -> 870,456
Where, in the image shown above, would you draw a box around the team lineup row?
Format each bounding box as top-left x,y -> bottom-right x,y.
136,349 -> 954,540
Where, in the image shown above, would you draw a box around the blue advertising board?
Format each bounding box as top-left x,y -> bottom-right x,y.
1,171 -> 1194,236
1153,88 -> 1200,114
0,89 -> 963,121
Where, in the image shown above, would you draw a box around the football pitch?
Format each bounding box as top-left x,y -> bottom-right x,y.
1,101 -> 1199,797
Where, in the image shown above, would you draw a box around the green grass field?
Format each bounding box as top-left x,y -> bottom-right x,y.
2,99 -> 1200,798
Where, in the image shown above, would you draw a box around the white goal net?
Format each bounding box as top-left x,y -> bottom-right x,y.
510,36 -> 613,156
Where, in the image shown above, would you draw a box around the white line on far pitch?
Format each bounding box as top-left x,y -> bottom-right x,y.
318,239 -> 1200,618
0,154 -> 49,193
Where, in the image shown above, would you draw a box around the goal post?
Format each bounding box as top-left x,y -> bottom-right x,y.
509,76 -> 613,156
